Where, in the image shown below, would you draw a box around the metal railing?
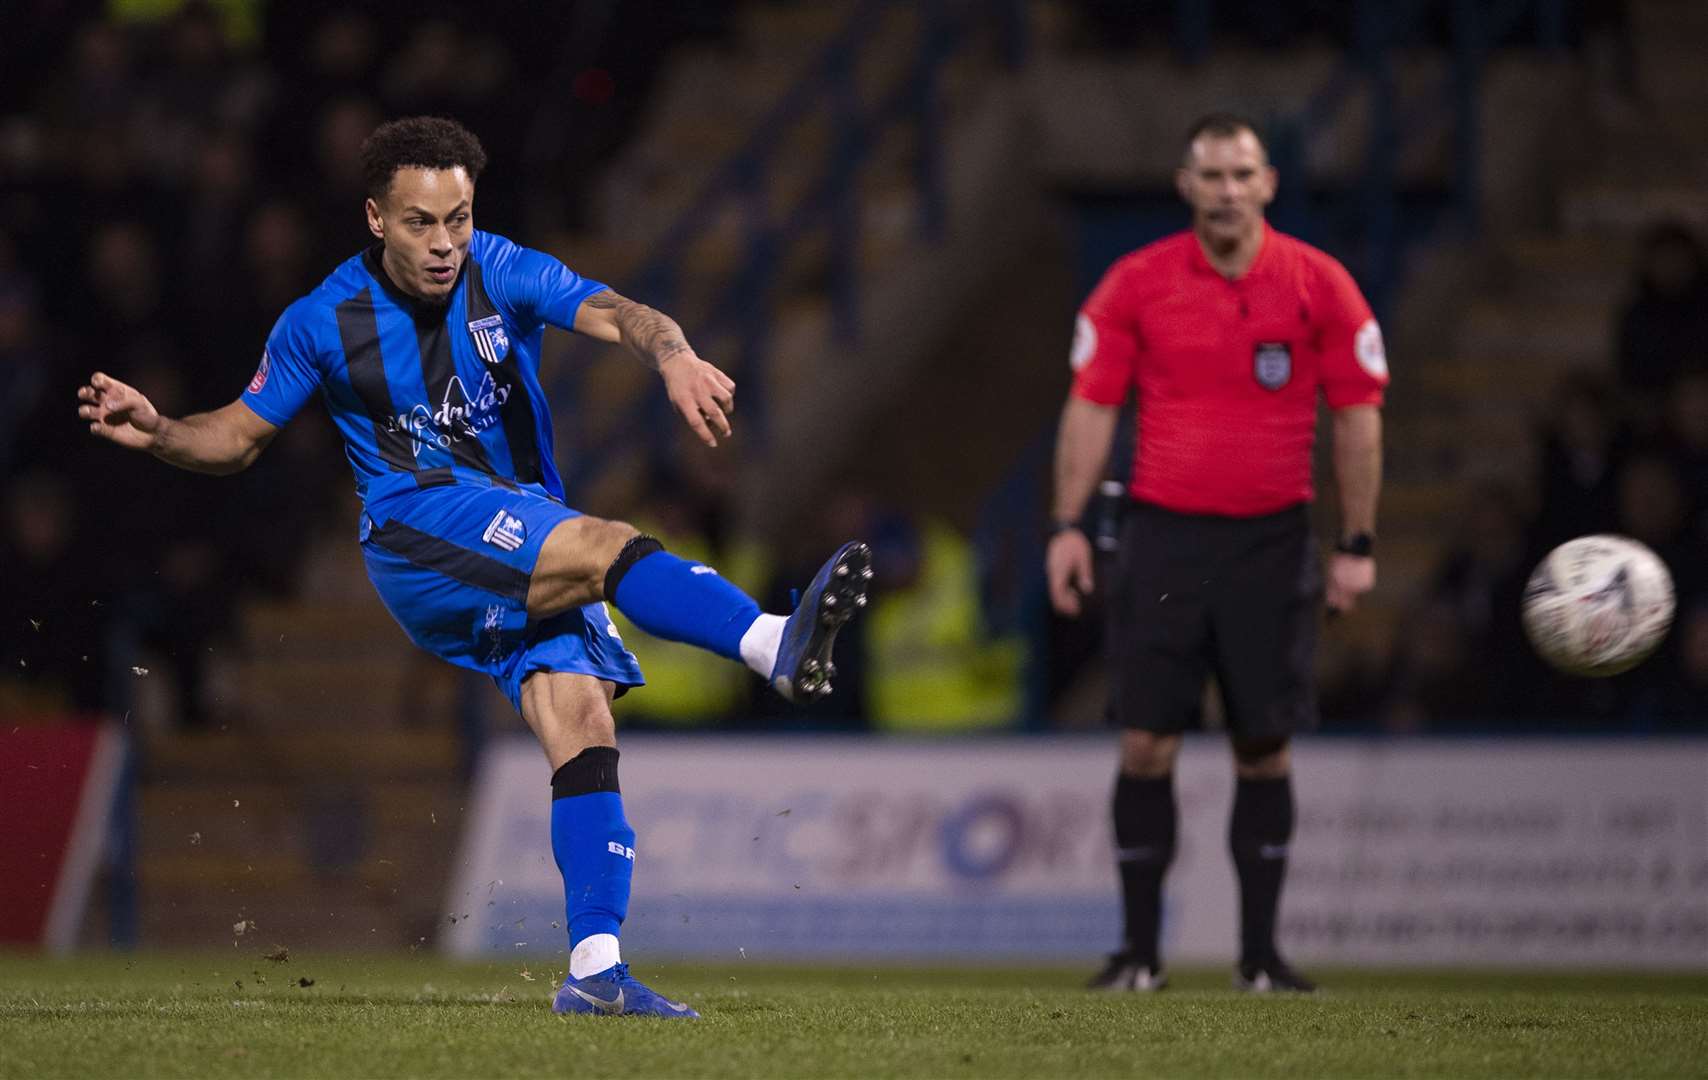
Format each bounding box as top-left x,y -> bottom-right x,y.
547,0 -> 1026,501
1268,0 -> 1571,310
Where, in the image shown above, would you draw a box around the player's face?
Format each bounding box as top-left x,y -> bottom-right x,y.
1177,132 -> 1276,246
365,166 -> 475,302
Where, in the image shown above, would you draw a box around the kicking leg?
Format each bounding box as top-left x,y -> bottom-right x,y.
526,515 -> 871,703
523,514 -> 638,617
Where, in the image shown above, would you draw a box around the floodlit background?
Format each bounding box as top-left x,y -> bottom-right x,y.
0,0 -> 1703,966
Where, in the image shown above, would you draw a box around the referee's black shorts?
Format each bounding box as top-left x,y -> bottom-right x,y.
1106,500 -> 1323,738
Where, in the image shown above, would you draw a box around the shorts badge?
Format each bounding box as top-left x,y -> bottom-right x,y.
482,510 -> 526,552
1253,341 -> 1292,391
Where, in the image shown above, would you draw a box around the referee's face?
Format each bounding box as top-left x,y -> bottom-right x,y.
1177,131 -> 1276,249
365,166 -> 476,303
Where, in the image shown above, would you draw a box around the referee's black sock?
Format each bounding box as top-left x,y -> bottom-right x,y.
1112,773 -> 1176,967
1229,774 -> 1294,968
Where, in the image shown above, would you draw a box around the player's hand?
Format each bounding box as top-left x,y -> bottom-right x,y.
1325,553 -> 1375,615
77,372 -> 162,452
1047,527 -> 1096,617
660,351 -> 736,448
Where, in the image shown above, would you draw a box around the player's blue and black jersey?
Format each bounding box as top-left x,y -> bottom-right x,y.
241,230 -> 605,507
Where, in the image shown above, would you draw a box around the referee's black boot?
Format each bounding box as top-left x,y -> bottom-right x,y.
1234,955 -> 1316,994
1086,953 -> 1167,992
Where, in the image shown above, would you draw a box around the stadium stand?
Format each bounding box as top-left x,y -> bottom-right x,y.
2,0 -> 1704,951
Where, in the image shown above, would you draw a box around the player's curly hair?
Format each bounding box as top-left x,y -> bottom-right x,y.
360,116 -> 489,200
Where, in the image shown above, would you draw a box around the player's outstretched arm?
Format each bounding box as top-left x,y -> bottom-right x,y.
77,372 -> 279,475
574,289 -> 736,448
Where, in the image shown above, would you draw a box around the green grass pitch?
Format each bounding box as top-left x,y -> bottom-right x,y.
2,954 -> 1705,1078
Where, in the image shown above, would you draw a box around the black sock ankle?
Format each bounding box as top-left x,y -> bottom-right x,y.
1113,772 -> 1176,967
1229,774 -> 1294,967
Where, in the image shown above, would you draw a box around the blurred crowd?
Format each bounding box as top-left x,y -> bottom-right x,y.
1335,222 -> 1708,733
1,3 -> 347,726
1058,0 -> 1626,55
0,0 -> 1004,737
0,1 -> 1698,738
0,0 -> 713,727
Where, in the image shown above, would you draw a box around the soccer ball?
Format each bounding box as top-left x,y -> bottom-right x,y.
1521,534 -> 1675,677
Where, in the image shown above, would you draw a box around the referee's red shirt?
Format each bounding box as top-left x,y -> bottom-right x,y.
1070,224 -> 1388,517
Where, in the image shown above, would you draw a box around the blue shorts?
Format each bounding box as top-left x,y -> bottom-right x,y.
358,479 -> 644,713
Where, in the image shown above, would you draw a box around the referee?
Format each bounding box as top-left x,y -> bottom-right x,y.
1047,114 -> 1387,992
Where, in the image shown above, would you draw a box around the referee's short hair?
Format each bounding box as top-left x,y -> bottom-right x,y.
360,116 -> 489,200
1184,112 -> 1265,154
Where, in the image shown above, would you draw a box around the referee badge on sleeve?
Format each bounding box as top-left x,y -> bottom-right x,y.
1253,341 -> 1292,391
1069,314 -> 1097,371
1355,318 -> 1388,379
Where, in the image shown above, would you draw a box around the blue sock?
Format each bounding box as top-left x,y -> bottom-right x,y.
550,748 -> 634,950
606,543 -> 760,661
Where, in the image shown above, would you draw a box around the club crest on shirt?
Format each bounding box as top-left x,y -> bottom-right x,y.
1253,341 -> 1292,391
248,349 -> 271,394
468,314 -> 511,365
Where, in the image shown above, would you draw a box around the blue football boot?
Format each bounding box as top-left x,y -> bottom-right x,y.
770,541 -> 873,703
552,964 -> 699,1019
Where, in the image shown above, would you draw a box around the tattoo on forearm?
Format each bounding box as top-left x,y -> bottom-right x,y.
590,290 -> 691,369
621,305 -> 691,369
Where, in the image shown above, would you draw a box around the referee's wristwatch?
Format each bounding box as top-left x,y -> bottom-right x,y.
1049,519 -> 1085,539
1335,531 -> 1375,558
